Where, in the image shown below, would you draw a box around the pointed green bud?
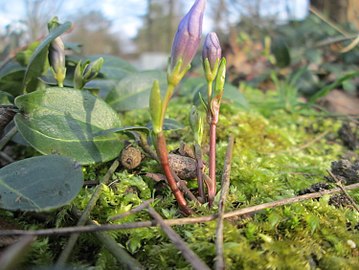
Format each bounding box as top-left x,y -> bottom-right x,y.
48,16 -> 61,31
189,106 -> 204,145
73,58 -> 104,89
150,80 -> 163,134
214,57 -> 226,98
74,60 -> 84,89
209,58 -> 226,124
82,57 -> 104,81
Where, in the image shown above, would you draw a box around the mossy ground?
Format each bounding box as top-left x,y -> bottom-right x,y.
1,86 -> 358,269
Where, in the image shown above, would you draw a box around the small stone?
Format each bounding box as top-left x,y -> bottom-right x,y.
168,153 -> 197,180
120,145 -> 143,170
347,239 -> 356,249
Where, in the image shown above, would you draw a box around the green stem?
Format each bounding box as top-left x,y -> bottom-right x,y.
160,84 -> 175,127
207,82 -> 213,106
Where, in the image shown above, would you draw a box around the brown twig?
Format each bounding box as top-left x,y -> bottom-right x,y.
147,206 -> 210,270
309,6 -> 351,37
0,235 -> 35,270
327,170 -> 359,213
2,183 -> 359,237
55,160 -> 119,266
85,216 -> 144,270
215,135 -> 234,270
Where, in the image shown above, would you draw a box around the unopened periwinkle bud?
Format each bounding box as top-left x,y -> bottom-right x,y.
48,17 -> 66,87
49,36 -> 66,87
168,0 -> 206,85
202,32 -> 221,73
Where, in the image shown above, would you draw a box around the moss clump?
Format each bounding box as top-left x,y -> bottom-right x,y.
11,86 -> 359,269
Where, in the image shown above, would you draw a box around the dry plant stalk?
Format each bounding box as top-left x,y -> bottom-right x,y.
215,135 -> 234,270
2,183 -> 359,237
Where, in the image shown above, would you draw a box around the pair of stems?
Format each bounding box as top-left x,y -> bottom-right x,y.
155,77 -> 219,212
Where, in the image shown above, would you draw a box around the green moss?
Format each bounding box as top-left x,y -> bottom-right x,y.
13,85 -> 359,268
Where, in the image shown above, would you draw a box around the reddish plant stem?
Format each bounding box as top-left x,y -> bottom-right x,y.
208,120 -> 217,206
156,132 -> 192,215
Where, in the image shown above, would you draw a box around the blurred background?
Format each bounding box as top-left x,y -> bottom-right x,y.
0,0 -> 358,110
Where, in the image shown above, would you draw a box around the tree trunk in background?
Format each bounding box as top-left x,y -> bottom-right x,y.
146,0 -> 154,51
311,0 -> 359,29
168,0 -> 176,44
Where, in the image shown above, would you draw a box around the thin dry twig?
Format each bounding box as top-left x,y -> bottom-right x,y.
0,125 -> 17,151
0,235 -> 35,270
309,6 -> 351,37
109,199 -> 154,221
84,216 -> 144,270
147,206 -> 210,270
327,170 -> 359,213
2,183 -> 359,237
55,160 -> 119,266
215,135 -> 234,270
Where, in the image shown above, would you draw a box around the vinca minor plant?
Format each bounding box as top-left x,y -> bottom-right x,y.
149,0 -> 227,213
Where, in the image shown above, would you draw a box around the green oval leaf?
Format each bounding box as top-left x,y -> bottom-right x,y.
106,70 -> 167,112
147,118 -> 184,131
0,155 -> 83,212
23,21 -> 72,92
14,87 -> 123,164
94,126 -> 150,137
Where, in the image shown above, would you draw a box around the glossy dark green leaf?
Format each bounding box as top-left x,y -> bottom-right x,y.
147,118 -> 184,131
0,60 -> 25,79
87,55 -> 136,80
0,91 -> 14,105
309,71 -> 359,103
14,87 -> 123,164
0,155 -> 83,211
0,60 -> 26,96
94,126 -> 150,137
106,70 -> 167,112
271,38 -> 291,68
22,21 -> 72,92
84,79 -> 117,98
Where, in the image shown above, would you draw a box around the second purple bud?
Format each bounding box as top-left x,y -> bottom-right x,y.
202,32 -> 221,84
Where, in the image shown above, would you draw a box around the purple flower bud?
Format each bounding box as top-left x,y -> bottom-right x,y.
170,0 -> 206,72
49,36 -> 65,74
202,32 -> 221,70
